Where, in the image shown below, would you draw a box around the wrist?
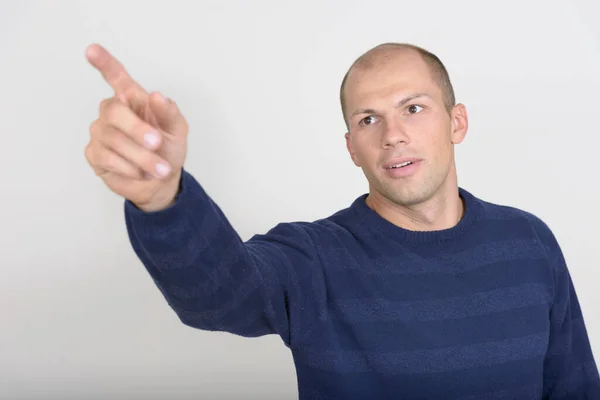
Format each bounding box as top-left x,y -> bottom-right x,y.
136,170 -> 182,213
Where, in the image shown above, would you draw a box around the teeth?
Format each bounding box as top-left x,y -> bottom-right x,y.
391,161 -> 413,169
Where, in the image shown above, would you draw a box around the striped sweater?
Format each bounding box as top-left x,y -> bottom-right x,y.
124,169 -> 599,399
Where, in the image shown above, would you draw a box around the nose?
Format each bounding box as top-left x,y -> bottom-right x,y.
380,117 -> 410,149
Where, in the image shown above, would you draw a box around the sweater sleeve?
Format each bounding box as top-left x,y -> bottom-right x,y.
123,169 -> 322,348
539,226 -> 600,398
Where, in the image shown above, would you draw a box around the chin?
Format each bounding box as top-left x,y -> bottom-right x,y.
379,180 -> 439,207
388,191 -> 429,207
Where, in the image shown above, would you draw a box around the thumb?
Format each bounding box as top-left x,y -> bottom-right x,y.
148,92 -> 188,136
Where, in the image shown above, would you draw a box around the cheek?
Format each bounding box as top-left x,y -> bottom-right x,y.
351,136 -> 378,161
423,118 -> 452,150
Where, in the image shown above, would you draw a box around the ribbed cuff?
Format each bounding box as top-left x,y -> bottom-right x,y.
124,168 -> 200,234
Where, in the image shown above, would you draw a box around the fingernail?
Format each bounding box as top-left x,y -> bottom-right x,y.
155,162 -> 171,177
144,131 -> 160,148
158,92 -> 169,104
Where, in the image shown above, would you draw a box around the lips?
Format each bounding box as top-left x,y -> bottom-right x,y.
383,157 -> 422,178
383,157 -> 422,170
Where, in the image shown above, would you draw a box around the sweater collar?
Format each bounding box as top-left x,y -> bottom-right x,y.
351,187 -> 484,244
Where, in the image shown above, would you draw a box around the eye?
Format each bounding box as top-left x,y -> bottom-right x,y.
407,105 -> 424,114
359,115 -> 378,126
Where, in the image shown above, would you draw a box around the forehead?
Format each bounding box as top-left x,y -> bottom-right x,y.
344,52 -> 440,108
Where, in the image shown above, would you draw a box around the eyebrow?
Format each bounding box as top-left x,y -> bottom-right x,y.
350,93 -> 430,118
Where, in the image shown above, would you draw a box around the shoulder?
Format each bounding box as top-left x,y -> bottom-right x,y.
475,193 -> 560,258
251,198 -> 362,249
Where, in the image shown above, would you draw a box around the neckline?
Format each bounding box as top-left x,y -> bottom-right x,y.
352,187 -> 484,245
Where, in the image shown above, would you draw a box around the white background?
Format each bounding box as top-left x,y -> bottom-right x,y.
1,0 -> 598,399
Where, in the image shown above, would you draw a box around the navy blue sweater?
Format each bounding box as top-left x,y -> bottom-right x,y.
124,169 -> 599,399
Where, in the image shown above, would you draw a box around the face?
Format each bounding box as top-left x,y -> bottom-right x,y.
344,50 -> 468,208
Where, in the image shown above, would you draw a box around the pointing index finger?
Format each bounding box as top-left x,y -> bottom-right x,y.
85,43 -> 147,100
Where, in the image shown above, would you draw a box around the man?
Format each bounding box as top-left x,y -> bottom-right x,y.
84,42 -> 599,399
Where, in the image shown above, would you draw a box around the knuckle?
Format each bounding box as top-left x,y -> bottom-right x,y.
102,98 -> 122,123
84,143 -> 94,163
101,150 -> 118,171
90,121 -> 115,146
91,125 -> 123,154
102,128 -> 123,151
133,118 -> 151,139
94,166 -> 106,177
98,98 -> 110,114
89,120 -> 100,138
122,87 -> 137,101
85,144 -> 106,177
102,101 -> 115,121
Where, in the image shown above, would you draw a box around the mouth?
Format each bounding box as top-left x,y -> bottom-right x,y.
383,157 -> 422,170
383,158 -> 422,177
388,161 -> 415,169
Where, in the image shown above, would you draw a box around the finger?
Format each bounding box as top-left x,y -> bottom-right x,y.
85,43 -> 147,105
85,141 -> 143,179
148,91 -> 189,136
101,98 -> 163,150
99,98 -> 110,115
93,123 -> 172,179
100,95 -> 129,118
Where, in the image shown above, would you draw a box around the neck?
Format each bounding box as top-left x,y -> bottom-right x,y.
365,172 -> 464,232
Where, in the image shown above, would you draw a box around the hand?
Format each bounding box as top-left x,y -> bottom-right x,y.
84,43 -> 189,212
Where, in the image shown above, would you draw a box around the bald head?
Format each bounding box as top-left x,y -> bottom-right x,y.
340,43 -> 456,128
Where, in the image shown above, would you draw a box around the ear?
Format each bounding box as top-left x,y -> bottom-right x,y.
345,131 -> 361,166
450,103 -> 468,144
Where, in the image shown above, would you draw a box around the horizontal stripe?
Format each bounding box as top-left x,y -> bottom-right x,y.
320,238 -> 547,276
312,304 -> 550,352
326,256 -> 552,302
330,282 -> 551,323
296,357 -> 543,400
295,333 -> 548,374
